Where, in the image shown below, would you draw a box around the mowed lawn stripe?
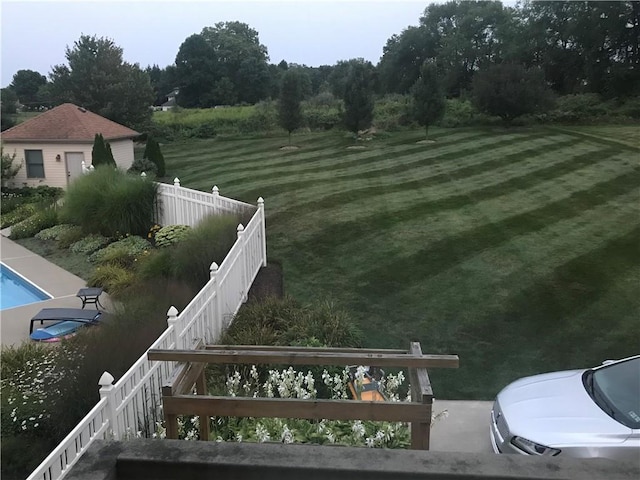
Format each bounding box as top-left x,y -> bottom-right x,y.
181,130 -> 495,188
362,190 -> 639,366
265,135 -> 585,226
169,128 -> 460,174
286,145 -> 623,253
355,168 -> 640,296
397,189 -> 640,313
222,131 -> 551,201
313,151 -> 636,270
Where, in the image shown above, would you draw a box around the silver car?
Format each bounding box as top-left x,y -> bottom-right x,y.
490,355 -> 640,461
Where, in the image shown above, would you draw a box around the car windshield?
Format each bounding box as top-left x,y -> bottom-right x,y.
588,357 -> 640,429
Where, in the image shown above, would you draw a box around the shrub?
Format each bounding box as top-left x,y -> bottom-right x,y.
34,224 -> 78,241
58,227 -> 87,249
9,208 -> 58,239
0,203 -> 37,228
136,248 -> 174,280
88,235 -> 151,264
68,234 -> 112,254
171,214 -> 240,290
127,157 -> 158,176
221,296 -> 363,348
87,263 -> 135,296
373,94 -> 413,131
154,224 -> 191,248
61,166 -> 158,238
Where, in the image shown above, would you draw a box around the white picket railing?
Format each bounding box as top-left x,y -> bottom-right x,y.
27,181 -> 267,480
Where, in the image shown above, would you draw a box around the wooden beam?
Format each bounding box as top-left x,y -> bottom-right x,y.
162,395 -> 430,423
148,349 -> 459,369
409,342 -> 433,450
206,345 -> 408,355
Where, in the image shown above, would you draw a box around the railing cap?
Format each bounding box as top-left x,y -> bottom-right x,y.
98,371 -> 114,387
167,306 -> 179,317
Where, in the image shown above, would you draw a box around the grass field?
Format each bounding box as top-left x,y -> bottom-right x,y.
159,126 -> 640,399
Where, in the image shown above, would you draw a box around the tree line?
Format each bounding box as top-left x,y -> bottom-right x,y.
2,0 -> 638,132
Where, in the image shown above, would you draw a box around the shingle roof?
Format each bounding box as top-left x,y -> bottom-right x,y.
1,103 -> 140,142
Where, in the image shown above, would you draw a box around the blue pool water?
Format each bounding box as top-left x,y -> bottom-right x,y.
0,263 -> 51,310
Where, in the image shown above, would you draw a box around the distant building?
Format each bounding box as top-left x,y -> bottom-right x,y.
2,103 -> 139,189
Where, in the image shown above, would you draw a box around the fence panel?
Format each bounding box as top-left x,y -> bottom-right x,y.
26,398 -> 111,480
27,183 -> 266,480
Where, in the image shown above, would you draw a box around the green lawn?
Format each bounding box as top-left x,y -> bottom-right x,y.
160,126 -> 640,399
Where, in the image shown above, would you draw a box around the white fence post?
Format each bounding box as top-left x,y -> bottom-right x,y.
173,178 -> 182,225
257,197 -> 267,267
237,224 -> 248,302
141,172 -> 147,179
98,372 -> 118,439
210,262 -> 221,338
212,185 -> 219,215
167,305 -> 179,349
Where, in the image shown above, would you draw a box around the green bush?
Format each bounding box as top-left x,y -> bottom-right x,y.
9,208 -> 58,239
127,157 -> 158,176
136,248 -> 174,280
56,227 -> 87,249
34,223 -> 77,241
302,105 -> 342,130
61,166 -> 158,238
373,94 -> 413,131
0,203 -> 37,228
88,263 -> 135,296
171,214 -> 240,290
154,224 -> 191,248
89,235 -> 151,264
438,98 -> 494,127
221,296 -> 363,348
69,234 -> 112,255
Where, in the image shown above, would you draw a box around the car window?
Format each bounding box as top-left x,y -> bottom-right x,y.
592,357 -> 640,429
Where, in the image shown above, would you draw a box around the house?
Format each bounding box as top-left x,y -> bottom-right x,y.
1,103 -> 139,189
159,88 -> 179,112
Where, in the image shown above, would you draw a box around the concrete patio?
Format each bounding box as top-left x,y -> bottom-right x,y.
0,235 -> 110,347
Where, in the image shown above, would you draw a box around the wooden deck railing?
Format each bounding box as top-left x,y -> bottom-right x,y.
148,342 -> 459,450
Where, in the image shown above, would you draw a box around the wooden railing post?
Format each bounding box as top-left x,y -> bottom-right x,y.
257,197 -> 267,267
409,341 -> 433,450
196,368 -> 210,441
98,372 -> 118,439
162,383 -> 179,440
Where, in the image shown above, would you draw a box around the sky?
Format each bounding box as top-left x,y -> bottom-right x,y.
0,0 -> 435,87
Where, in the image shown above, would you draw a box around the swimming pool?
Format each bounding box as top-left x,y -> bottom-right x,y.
0,263 -> 52,310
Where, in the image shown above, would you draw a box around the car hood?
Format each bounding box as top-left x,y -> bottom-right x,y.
497,369 -> 631,447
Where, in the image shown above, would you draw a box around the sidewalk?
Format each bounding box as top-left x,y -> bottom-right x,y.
0,236 -> 98,347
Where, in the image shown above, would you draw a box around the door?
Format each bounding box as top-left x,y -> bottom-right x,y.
65,152 -> 85,185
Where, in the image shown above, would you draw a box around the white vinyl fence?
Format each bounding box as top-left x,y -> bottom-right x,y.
27,181 -> 267,480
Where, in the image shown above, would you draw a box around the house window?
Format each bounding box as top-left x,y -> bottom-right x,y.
25,150 -> 45,178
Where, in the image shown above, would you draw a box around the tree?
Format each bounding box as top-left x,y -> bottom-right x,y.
1,146 -> 22,186
175,22 -> 270,107
278,69 -> 304,144
1,87 -> 18,131
10,69 -> 47,110
91,134 -> 116,167
143,137 -> 166,177
471,63 -> 554,123
342,61 -> 375,135
411,62 -> 446,140
49,35 -> 154,128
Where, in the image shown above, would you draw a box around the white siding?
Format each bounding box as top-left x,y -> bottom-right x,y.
110,139 -> 135,170
3,142 -> 93,189
3,138 -> 135,189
